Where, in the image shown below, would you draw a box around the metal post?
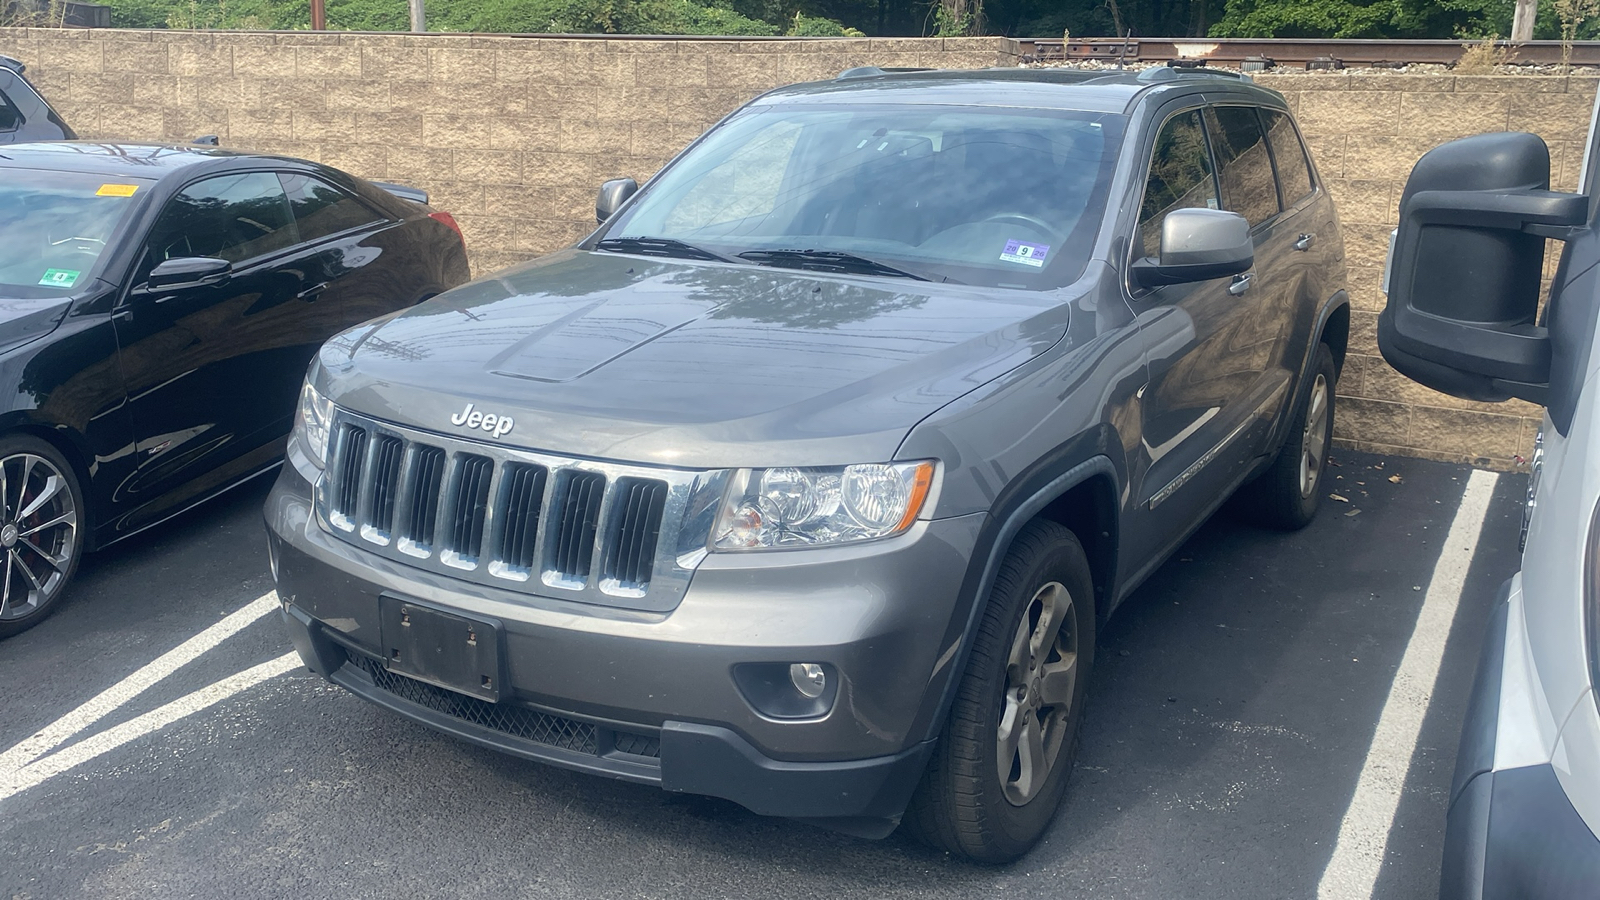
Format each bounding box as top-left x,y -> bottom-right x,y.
310,0 -> 325,29
1512,0 -> 1537,42
409,0 -> 425,32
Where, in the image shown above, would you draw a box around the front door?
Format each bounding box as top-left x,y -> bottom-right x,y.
111,171 -> 317,526
1127,107 -> 1277,557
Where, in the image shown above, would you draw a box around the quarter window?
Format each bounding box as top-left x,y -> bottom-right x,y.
280,173 -> 383,243
1206,107 -> 1279,227
146,172 -> 297,266
1137,109 -> 1218,259
1262,109 -> 1315,207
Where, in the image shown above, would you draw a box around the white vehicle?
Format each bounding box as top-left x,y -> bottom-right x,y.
1380,104 -> 1600,894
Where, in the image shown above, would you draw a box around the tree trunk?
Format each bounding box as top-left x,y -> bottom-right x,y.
1512,0 -> 1537,41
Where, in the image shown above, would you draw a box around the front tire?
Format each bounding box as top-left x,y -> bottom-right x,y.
0,435 -> 85,639
904,519 -> 1095,863
1234,343 -> 1337,531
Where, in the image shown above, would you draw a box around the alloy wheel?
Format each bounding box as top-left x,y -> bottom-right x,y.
996,580 -> 1079,806
1299,373 -> 1330,499
0,453 -> 77,622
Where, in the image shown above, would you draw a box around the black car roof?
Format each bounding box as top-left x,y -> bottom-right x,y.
0,141 -> 304,180
755,66 -> 1283,115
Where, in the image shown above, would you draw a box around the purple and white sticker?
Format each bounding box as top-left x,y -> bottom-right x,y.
999,239 -> 1049,268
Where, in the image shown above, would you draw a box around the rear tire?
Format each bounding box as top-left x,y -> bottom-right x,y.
1234,343 -> 1337,531
904,519 -> 1094,863
0,435 -> 85,640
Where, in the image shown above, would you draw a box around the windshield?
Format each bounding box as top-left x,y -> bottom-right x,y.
0,170 -> 149,297
601,104 -> 1127,291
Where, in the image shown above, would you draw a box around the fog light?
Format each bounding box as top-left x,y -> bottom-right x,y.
790,663 -> 827,699
732,662 -> 838,719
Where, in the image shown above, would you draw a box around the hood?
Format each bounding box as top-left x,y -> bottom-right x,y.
0,294 -> 73,357
317,250 -> 1077,467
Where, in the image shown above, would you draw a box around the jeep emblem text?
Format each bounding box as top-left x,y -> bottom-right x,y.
450,402 -> 514,439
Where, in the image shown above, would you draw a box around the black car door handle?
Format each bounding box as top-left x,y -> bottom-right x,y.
297,282 -> 329,302
1228,273 -> 1254,296
1294,233 -> 1316,251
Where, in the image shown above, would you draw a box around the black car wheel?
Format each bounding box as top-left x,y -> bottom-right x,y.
1234,343 -> 1338,530
0,435 -> 84,639
905,519 -> 1095,863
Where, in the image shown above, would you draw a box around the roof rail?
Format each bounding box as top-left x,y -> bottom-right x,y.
835,65 -> 935,80
1136,64 -> 1253,84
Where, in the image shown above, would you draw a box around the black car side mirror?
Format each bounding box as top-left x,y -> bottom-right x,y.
1378,131 -> 1587,407
1131,208 -> 1254,288
148,256 -> 232,291
596,178 -> 639,224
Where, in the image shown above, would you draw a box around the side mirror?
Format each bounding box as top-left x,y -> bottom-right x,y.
148,256 -> 232,291
596,178 -> 639,224
1131,208 -> 1254,288
1378,132 -> 1586,406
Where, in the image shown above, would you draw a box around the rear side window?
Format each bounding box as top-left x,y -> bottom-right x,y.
1206,106 -> 1279,227
1262,110 -> 1315,206
0,92 -> 20,132
279,173 -> 384,243
1137,109 -> 1218,259
147,172 -> 297,265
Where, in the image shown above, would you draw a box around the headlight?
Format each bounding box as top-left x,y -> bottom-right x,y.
293,380 -> 334,468
711,461 -> 935,550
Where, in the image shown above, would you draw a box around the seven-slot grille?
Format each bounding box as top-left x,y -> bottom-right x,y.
317,410 -> 713,612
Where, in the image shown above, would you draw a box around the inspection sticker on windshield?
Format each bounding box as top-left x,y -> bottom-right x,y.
999,240 -> 1049,268
38,269 -> 81,288
95,183 -> 138,197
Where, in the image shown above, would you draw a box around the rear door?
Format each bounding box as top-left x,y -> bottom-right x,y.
111,171 -> 324,524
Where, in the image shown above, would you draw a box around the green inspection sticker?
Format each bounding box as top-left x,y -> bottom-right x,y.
38,269 -> 81,288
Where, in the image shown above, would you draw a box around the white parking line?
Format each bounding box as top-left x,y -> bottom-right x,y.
0,590 -> 279,774
1316,469 -> 1499,899
0,651 -> 301,803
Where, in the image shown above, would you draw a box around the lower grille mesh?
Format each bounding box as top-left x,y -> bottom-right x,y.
350,656 -> 660,760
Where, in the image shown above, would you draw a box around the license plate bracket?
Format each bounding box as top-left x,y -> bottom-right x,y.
378,595 -> 502,703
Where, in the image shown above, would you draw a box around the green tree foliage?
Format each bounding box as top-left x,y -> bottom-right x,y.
91,0 -> 1586,43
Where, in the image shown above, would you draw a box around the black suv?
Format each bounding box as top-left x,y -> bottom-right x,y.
0,56 -> 74,144
267,66 -> 1349,862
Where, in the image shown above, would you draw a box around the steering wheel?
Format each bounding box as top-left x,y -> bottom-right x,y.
980,213 -> 1057,237
50,236 -> 107,254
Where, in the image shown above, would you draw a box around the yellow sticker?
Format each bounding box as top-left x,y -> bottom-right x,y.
96,184 -> 139,197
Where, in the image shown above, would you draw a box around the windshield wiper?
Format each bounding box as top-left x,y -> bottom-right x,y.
595,236 -> 740,264
736,249 -> 932,281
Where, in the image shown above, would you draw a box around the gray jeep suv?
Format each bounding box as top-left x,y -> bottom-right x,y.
265,66 -> 1349,862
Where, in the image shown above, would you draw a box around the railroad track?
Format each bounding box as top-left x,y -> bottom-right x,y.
1015,37 -> 1600,68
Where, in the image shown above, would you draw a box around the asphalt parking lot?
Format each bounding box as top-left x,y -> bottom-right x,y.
0,450 -> 1525,900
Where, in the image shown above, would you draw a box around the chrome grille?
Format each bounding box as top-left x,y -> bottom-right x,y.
317,409 -> 724,612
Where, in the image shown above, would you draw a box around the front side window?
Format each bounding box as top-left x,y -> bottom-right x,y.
280,173 -> 383,243
1262,109 -> 1315,207
1206,106 -> 1279,227
1137,109 -> 1218,259
145,172 -> 297,267
602,104 -> 1128,290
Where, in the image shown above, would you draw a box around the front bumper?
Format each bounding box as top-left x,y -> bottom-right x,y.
266,459 -> 983,827
1441,579 -> 1600,899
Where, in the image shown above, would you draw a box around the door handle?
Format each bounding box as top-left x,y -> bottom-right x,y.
296,282 -> 329,302
1294,233 -> 1316,251
1228,272 -> 1254,296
